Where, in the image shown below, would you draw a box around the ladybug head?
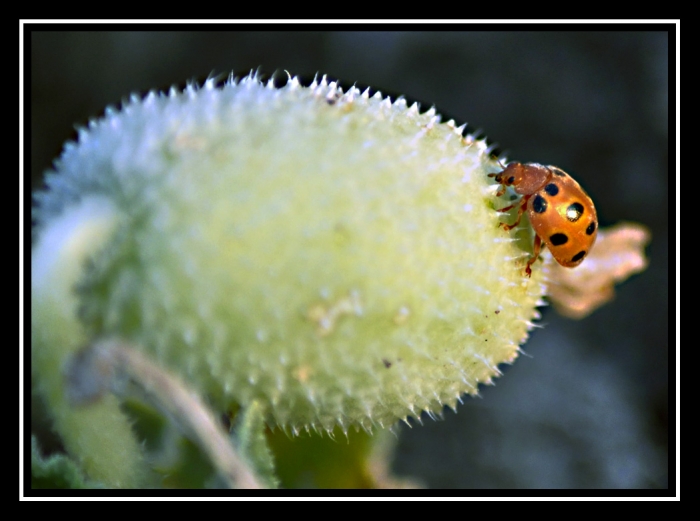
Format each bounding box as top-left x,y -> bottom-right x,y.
489,162 -> 551,195
490,162 -> 529,189
488,163 -> 516,185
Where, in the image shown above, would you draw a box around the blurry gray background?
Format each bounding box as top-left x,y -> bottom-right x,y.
30,30 -> 670,489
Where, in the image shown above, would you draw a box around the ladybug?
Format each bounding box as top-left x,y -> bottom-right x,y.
488,162 -> 598,277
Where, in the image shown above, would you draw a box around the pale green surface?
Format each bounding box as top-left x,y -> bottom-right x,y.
33,75 -> 546,448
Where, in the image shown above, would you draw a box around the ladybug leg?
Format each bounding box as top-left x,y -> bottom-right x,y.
525,234 -> 542,278
501,195 -> 530,231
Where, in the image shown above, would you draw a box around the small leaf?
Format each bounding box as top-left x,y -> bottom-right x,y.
31,436 -> 104,489
232,401 -> 279,489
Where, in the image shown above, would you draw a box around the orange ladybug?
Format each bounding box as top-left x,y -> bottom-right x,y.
488,162 -> 598,277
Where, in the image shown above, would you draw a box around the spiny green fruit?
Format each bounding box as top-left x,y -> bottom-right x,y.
32,73 -> 546,439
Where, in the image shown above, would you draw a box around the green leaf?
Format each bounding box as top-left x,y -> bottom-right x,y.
266,427 -> 375,489
232,401 -> 279,489
31,435 -> 104,489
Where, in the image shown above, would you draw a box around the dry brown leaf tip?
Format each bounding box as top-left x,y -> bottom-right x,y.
546,222 -> 651,319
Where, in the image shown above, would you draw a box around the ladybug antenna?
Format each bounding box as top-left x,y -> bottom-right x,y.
488,157 -> 509,178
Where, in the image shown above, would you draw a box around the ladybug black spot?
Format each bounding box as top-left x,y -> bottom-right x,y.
571,251 -> 586,263
549,233 -> 569,246
550,166 -> 567,177
533,195 -> 547,213
566,202 -> 584,222
586,222 -> 596,235
544,183 -> 559,196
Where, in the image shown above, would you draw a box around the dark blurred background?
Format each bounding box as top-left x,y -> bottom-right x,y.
29,29 -> 671,489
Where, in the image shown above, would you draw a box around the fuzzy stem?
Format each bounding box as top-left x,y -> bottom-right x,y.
72,339 -> 265,489
31,197 -> 147,487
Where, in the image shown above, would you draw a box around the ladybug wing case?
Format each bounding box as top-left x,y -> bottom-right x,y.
528,174 -> 598,267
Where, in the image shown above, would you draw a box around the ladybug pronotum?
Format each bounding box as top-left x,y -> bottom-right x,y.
488,162 -> 598,277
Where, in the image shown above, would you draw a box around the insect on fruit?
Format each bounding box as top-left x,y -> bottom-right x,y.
488,162 -> 598,277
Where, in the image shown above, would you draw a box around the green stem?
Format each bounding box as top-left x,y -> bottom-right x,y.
78,339 -> 265,489
31,197 -> 147,488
